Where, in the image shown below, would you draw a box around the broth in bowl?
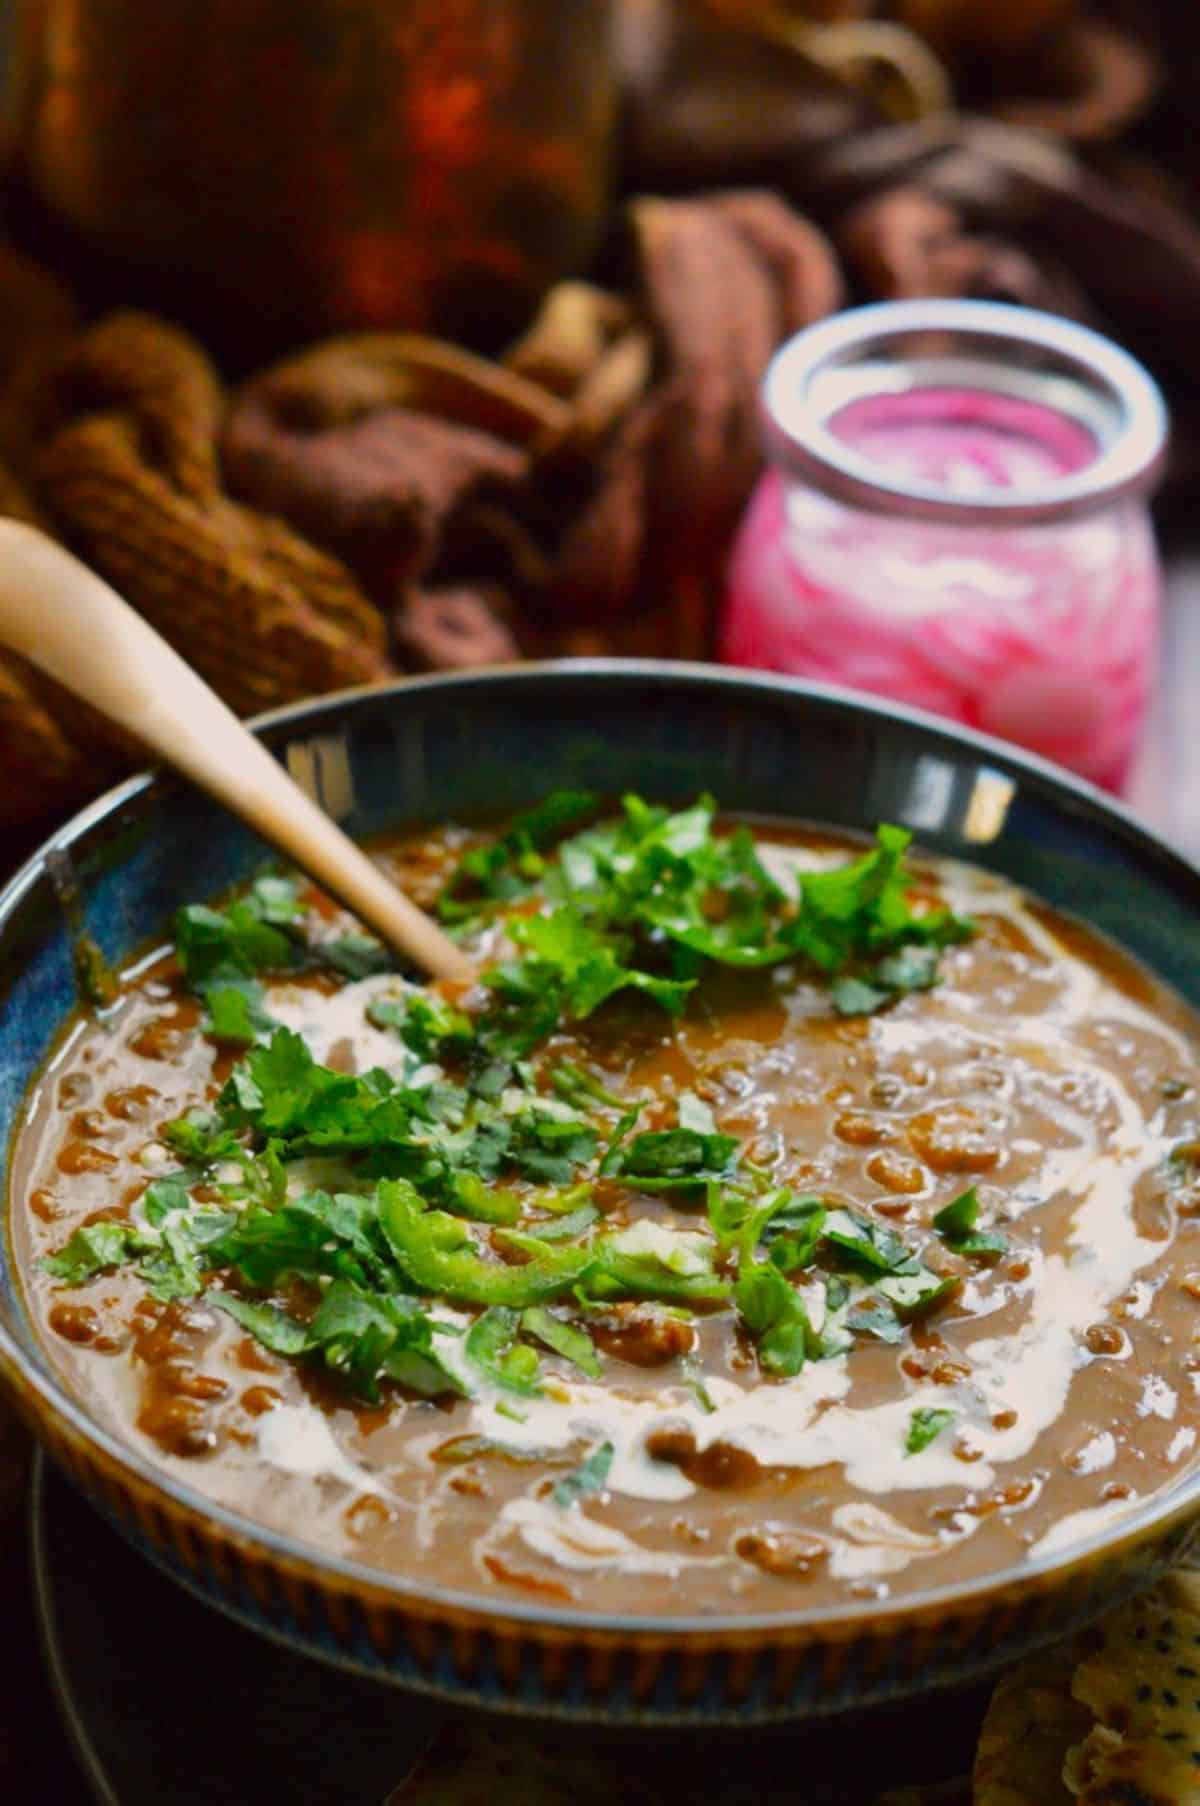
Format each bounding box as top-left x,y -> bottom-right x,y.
12,793 -> 1200,1616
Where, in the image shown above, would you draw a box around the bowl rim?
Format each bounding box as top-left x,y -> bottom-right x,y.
3,656 -> 1199,1641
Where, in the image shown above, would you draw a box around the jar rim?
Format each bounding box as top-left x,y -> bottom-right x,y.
760,299 -> 1168,526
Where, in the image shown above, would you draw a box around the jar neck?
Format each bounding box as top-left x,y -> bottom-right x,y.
761,301 -> 1167,528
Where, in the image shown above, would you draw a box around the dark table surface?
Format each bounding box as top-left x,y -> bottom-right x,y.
0,561 -> 1195,1802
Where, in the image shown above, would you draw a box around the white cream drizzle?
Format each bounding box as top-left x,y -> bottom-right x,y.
1139,1376 -> 1178,1421
493,1497 -> 723,1575
827,1503 -> 948,1579
1028,1495 -> 1143,1560
256,1403 -> 386,1497
1168,1428 -> 1197,1464
1069,1431 -> 1117,1475
266,976 -> 418,1075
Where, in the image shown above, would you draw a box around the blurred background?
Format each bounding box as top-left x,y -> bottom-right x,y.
0,0 -> 1194,854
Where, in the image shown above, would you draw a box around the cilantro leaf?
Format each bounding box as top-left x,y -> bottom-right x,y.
931,1188 -> 979,1240
205,978 -> 275,1045
548,1061 -> 626,1111
933,1186 -> 1009,1261
163,1111 -> 243,1168
605,1126 -> 739,1192
793,825 -> 950,971
220,1029 -> 433,1154
877,1270 -> 958,1320
558,796 -> 790,970
521,1306 -> 601,1378
440,790 -> 599,920
320,934 -> 393,979
734,1262 -> 818,1377
506,1107 -> 598,1186
905,1407 -> 955,1455
137,1213 -> 207,1301
307,1279 -> 467,1401
553,1439 -> 614,1508
43,1220 -> 145,1284
822,1208 -> 919,1276
464,1306 -> 543,1395
510,907 -> 692,1021
845,1301 -> 905,1344
211,1290 -> 309,1355
140,1176 -> 191,1227
208,1187 -> 394,1292
367,991 -> 474,1060
174,886 -> 299,988
740,1190 -> 826,1272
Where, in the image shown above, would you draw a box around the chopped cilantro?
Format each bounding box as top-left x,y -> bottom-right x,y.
742,1190 -> 826,1272
44,792 -> 983,1418
43,1220 -> 145,1284
367,990 -> 474,1059
521,1305 -> 602,1378
548,1061 -> 626,1111
205,978 -> 274,1046
464,1307 -> 543,1395
734,1262 -> 818,1377
440,789 -> 599,921
877,1270 -> 958,1320
137,1215 -> 205,1301
174,876 -> 303,988
163,1111 -> 243,1167
845,1302 -> 905,1344
140,1176 -> 191,1226
320,934 -> 393,979
905,1407 -> 955,1455
933,1187 -> 1008,1261
511,907 -> 693,1021
605,1126 -> 739,1192
211,1290 -> 309,1355
823,1208 -> 918,1276
553,1438 -> 614,1508
311,1279 -> 466,1400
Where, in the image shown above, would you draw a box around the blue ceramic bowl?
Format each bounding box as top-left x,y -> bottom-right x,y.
2,662 -> 1199,1725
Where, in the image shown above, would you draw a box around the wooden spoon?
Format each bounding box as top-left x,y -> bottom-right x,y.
0,521 -> 471,981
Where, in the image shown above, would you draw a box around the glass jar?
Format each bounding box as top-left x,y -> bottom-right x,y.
722,301 -> 1168,792
4,0 -> 616,359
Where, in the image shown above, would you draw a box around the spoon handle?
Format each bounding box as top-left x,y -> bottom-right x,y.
0,521 -> 471,981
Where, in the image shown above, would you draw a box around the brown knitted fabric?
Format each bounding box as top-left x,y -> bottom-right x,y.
222,190 -> 845,663
28,313 -> 393,720
0,459 -> 125,828
222,335 -> 546,601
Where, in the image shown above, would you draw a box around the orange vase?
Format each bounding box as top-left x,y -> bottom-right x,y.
5,0 -> 617,356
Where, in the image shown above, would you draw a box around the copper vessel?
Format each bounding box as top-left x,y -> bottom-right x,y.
5,0 -> 617,355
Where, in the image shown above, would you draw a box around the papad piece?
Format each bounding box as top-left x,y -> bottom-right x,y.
1065,1586 -> 1200,1804
973,1642 -> 1087,1806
